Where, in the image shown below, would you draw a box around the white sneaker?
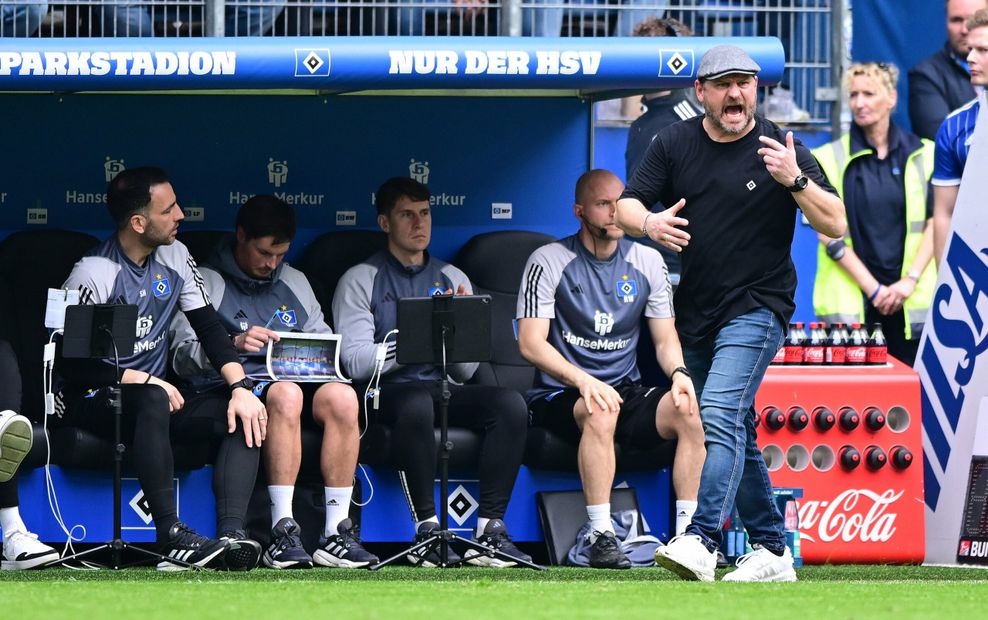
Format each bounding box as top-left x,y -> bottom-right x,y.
722,545 -> 797,582
654,534 -> 716,582
0,410 -> 33,483
2,530 -> 59,570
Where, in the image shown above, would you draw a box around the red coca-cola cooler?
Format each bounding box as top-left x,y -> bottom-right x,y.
755,358 -> 925,563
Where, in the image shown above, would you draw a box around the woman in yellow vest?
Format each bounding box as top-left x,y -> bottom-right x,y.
812,62 -> 936,366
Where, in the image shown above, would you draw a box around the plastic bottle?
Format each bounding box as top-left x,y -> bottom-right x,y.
784,322 -> 807,365
890,445 -> 914,470
787,406 -> 809,432
867,323 -> 888,365
813,406 -> 835,431
825,322 -> 848,365
846,323 -> 868,365
803,322 -> 825,364
839,445 -> 861,470
865,445 -> 887,470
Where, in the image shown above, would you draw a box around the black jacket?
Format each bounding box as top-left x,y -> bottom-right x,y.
908,43 -> 976,140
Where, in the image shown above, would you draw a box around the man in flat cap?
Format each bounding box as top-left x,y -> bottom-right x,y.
614,44 -> 847,582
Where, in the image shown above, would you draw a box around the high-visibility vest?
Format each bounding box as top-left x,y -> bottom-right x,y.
812,134 -> 936,340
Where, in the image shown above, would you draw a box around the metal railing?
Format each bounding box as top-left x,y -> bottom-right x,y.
1,0 -> 841,125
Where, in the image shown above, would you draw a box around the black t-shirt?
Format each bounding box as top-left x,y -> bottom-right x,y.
621,115 -> 837,344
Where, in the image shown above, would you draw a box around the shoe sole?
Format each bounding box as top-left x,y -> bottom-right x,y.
463,550 -> 518,568
219,540 -> 262,571
262,551 -> 313,570
156,546 -> 228,572
1,548 -> 59,570
0,415 -> 32,483
588,559 -> 632,570
313,549 -> 374,569
723,568 -> 798,582
654,548 -> 714,582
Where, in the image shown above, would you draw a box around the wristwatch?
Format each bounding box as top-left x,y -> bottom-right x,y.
229,377 -> 255,394
787,174 -> 809,193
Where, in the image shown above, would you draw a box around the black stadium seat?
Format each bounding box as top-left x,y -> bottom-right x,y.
0,230 -> 99,425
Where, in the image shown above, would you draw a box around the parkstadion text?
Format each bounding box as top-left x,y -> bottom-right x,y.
0,51 -> 236,76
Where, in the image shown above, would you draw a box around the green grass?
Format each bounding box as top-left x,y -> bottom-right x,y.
3,565 -> 988,619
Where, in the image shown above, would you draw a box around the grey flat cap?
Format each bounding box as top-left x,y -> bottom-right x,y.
697,45 -> 761,80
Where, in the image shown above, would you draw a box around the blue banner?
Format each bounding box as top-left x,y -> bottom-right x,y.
0,36 -> 785,92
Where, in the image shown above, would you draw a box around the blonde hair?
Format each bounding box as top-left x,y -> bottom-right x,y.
969,8 -> 988,31
844,62 -> 899,97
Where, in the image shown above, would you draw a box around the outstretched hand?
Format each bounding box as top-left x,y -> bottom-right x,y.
642,199 -> 691,253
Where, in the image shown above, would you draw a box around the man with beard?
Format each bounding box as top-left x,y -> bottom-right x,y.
516,169 -> 704,569
59,166 -> 267,571
615,45 -> 846,582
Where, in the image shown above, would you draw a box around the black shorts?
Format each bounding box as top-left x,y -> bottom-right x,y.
527,381 -> 671,451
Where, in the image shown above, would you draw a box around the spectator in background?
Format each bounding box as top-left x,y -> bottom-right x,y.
624,17 -> 702,287
226,0 -> 286,36
0,1 -> 46,36
395,0 -> 492,35
1,341 -> 59,570
812,62 -> 936,367
908,0 -> 986,140
933,8 -> 988,264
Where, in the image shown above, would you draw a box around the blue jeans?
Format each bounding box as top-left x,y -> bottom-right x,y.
683,307 -> 787,554
1,2 -> 47,37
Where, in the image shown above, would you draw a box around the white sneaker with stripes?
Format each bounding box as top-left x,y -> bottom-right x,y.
0,410 -> 33,483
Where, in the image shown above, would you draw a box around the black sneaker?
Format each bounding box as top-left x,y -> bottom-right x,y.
156,522 -> 230,572
589,531 -> 632,569
313,518 -> 379,568
217,529 -> 262,571
262,517 -> 313,569
464,519 -> 533,568
406,522 -> 462,567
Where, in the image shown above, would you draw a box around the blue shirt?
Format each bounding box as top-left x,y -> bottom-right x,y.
933,97 -> 981,186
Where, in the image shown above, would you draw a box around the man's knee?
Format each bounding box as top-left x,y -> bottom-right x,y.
313,383 -> 359,427
266,382 -> 303,422
659,395 -> 704,440
577,405 -> 618,439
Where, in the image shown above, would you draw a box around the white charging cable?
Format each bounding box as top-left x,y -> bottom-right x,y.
41,329 -> 94,568
351,329 -> 397,508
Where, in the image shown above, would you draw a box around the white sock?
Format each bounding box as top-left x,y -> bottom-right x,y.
324,486 -> 353,537
0,506 -> 26,539
587,503 -> 613,543
675,500 -> 698,536
475,517 -> 491,538
268,485 -> 294,525
415,516 -> 439,531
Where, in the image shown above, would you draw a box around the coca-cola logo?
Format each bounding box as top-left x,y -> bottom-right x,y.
798,489 -> 902,543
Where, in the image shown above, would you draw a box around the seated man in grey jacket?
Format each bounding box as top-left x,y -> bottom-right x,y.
332,177 -> 531,567
171,195 -> 377,569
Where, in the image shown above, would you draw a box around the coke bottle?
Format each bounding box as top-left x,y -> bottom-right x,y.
846,323 -> 868,365
803,322 -> 825,365
867,323 -> 888,365
890,446 -> 914,470
825,322 -> 848,365
784,322 -> 807,365
865,445 -> 887,470
839,445 -> 861,471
